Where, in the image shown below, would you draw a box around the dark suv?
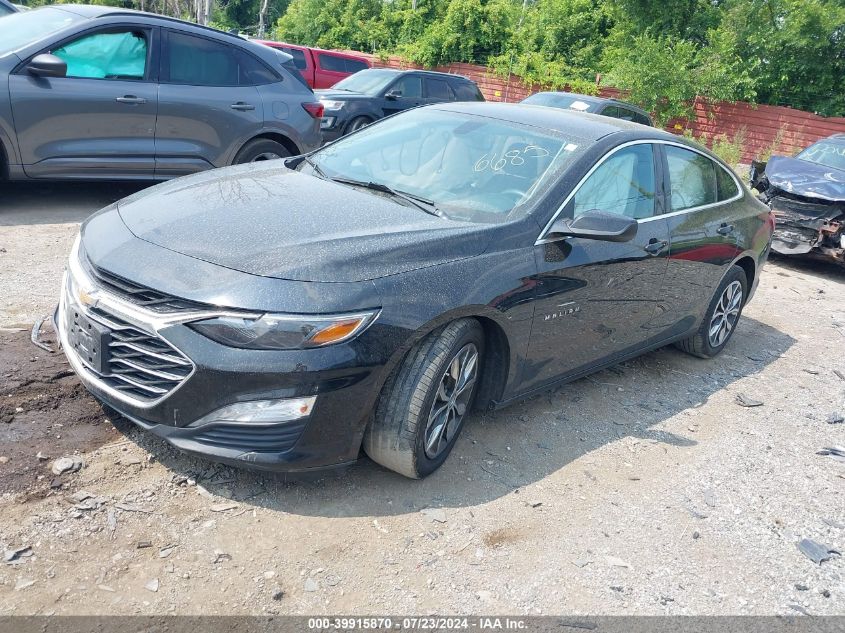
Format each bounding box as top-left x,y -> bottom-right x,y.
0,5 -> 322,181
316,68 -> 485,141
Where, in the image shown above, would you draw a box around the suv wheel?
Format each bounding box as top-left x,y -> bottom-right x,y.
675,265 -> 748,358
233,139 -> 291,164
346,117 -> 372,134
364,319 -> 484,479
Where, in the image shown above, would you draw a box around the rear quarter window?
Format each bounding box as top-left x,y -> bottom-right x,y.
453,81 -> 483,101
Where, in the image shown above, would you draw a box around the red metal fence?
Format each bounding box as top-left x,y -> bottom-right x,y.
352,52 -> 845,163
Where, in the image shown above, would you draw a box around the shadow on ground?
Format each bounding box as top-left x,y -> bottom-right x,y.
0,181 -> 149,226
103,315 -> 795,518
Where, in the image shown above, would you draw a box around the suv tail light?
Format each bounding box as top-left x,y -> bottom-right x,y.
302,102 -> 324,118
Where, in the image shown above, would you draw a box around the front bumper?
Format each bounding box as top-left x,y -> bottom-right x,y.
56,269 -> 383,473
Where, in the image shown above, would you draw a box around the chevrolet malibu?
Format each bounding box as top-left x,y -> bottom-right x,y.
57,103 -> 774,479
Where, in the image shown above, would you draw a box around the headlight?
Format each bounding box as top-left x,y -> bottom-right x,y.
319,100 -> 345,110
188,311 -> 379,350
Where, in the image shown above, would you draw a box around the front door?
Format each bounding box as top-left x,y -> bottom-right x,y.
380,74 -> 424,117
155,29 -> 263,176
10,26 -> 158,179
522,142 -> 672,391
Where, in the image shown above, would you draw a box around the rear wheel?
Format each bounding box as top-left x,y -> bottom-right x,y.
233,139 -> 291,164
364,319 -> 484,479
675,265 -> 748,358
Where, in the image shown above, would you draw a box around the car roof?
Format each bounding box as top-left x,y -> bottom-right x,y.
529,91 -> 650,115
358,67 -> 473,83
46,4 -> 248,42
254,40 -> 369,61
429,101 -> 674,141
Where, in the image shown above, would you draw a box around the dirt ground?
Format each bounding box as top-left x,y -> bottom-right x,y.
0,182 -> 843,616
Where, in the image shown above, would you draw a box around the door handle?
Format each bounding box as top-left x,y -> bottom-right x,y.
644,239 -> 669,255
230,102 -> 256,111
115,95 -> 147,104
717,223 -> 735,236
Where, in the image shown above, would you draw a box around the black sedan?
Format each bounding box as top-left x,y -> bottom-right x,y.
58,103 -> 774,479
316,68 -> 484,141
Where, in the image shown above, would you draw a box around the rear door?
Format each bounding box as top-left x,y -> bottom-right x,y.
653,143 -> 743,334
422,76 -> 456,106
155,29 -> 263,176
313,52 -> 351,89
9,25 -> 158,179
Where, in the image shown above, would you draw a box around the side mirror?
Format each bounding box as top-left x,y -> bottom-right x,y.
385,90 -> 401,100
27,54 -> 67,78
547,210 -> 638,242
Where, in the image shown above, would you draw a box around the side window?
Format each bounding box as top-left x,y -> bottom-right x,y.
453,82 -> 479,101
665,145 -> 718,211
389,75 -> 422,98
716,164 -> 740,201
318,53 -> 346,73
425,78 -> 454,101
166,31 -> 239,86
573,144 -> 656,219
601,105 -> 619,118
281,47 -> 307,70
238,51 -> 278,85
632,112 -> 651,126
615,108 -> 636,122
52,30 -> 148,80
345,59 -> 369,73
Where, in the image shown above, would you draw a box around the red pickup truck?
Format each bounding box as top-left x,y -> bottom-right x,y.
256,41 -> 371,89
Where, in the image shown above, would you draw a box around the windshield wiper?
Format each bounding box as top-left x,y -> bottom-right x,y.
331,177 -> 444,217
302,155 -> 329,180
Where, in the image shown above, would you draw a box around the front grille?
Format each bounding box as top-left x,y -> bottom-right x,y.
85,258 -> 208,313
84,306 -> 193,402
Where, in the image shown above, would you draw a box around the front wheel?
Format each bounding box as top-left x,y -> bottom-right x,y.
363,319 -> 484,479
675,265 -> 748,358
346,116 -> 372,134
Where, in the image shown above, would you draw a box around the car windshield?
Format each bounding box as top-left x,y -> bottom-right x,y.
0,8 -> 82,55
308,108 -> 588,223
797,139 -> 845,172
331,69 -> 397,95
522,93 -> 598,112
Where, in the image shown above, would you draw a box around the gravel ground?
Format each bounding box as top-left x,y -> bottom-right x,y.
0,182 -> 843,616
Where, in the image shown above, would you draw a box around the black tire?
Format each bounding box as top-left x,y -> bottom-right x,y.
363,319 -> 484,479
346,116 -> 372,134
233,139 -> 291,165
675,265 -> 748,358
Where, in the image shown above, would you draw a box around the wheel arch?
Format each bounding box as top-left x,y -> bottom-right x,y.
375,307 -> 514,415
236,132 -> 301,161
731,253 -> 757,303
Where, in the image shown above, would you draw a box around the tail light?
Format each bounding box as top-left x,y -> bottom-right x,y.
302,102 -> 324,118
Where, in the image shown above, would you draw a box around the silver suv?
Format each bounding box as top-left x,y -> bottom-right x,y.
0,5 -> 322,181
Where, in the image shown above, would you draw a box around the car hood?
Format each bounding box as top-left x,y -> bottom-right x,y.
116,162 -> 491,283
765,155 -> 845,202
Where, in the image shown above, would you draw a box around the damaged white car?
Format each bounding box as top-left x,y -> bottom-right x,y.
750,133 -> 845,265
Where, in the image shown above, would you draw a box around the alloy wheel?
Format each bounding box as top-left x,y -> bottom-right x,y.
424,343 -> 478,459
708,280 -> 743,347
